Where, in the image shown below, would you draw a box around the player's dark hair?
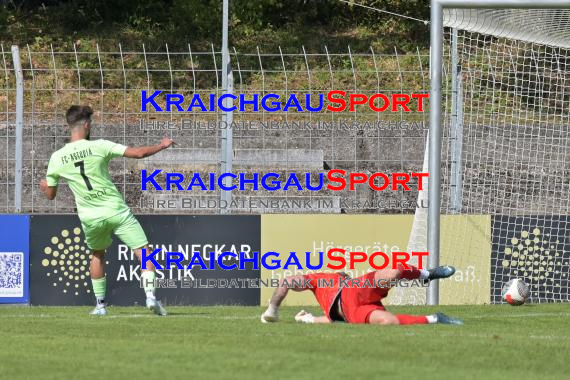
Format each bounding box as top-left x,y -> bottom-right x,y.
66,105 -> 93,127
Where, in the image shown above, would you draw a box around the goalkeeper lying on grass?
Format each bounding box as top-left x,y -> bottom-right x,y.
261,265 -> 463,325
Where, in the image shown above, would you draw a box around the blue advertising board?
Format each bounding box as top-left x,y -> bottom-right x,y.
0,215 -> 30,303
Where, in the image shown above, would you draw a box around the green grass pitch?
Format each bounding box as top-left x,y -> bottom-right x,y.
1,304 -> 568,380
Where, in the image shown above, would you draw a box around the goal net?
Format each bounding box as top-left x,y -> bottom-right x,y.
400,8 -> 570,305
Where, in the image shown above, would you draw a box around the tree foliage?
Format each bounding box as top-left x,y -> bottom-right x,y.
0,0 -> 430,51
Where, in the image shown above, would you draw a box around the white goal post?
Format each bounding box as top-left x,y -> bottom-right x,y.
428,0 -> 570,305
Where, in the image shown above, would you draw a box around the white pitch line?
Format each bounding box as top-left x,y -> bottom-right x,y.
0,313 -> 56,318
1,311 -> 569,321
104,314 -> 258,320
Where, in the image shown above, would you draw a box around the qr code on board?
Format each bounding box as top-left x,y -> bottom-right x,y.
0,252 -> 24,297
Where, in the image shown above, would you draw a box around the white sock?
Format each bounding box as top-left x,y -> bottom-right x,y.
266,304 -> 278,315
96,296 -> 105,306
419,269 -> 430,280
426,314 -> 438,324
140,271 -> 156,300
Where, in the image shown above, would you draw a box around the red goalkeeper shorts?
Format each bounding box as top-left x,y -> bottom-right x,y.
340,271 -> 389,324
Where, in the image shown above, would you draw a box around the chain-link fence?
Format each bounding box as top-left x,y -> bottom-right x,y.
0,44 -> 429,214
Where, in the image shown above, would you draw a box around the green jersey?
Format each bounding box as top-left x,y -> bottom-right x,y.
46,139 -> 130,223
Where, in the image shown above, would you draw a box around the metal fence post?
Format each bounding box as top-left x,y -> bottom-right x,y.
11,45 -> 23,213
450,28 -> 463,214
220,0 -> 233,212
428,0 -> 443,305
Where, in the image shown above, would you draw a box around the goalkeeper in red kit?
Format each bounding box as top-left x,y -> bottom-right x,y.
261,265 -> 463,325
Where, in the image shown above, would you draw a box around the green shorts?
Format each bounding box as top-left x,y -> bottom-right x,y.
81,210 -> 148,251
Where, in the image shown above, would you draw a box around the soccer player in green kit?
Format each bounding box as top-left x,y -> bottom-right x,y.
39,105 -> 174,316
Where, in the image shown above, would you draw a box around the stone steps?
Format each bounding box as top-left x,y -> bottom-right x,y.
131,148 -> 324,170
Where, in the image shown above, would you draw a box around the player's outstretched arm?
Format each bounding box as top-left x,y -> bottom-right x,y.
123,137 -> 175,159
39,179 -> 57,200
261,275 -> 309,323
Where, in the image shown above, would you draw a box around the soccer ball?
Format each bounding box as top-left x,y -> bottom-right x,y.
501,278 -> 530,306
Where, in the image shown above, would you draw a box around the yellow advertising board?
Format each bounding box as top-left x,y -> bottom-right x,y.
440,215 -> 491,305
260,214 -> 491,307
